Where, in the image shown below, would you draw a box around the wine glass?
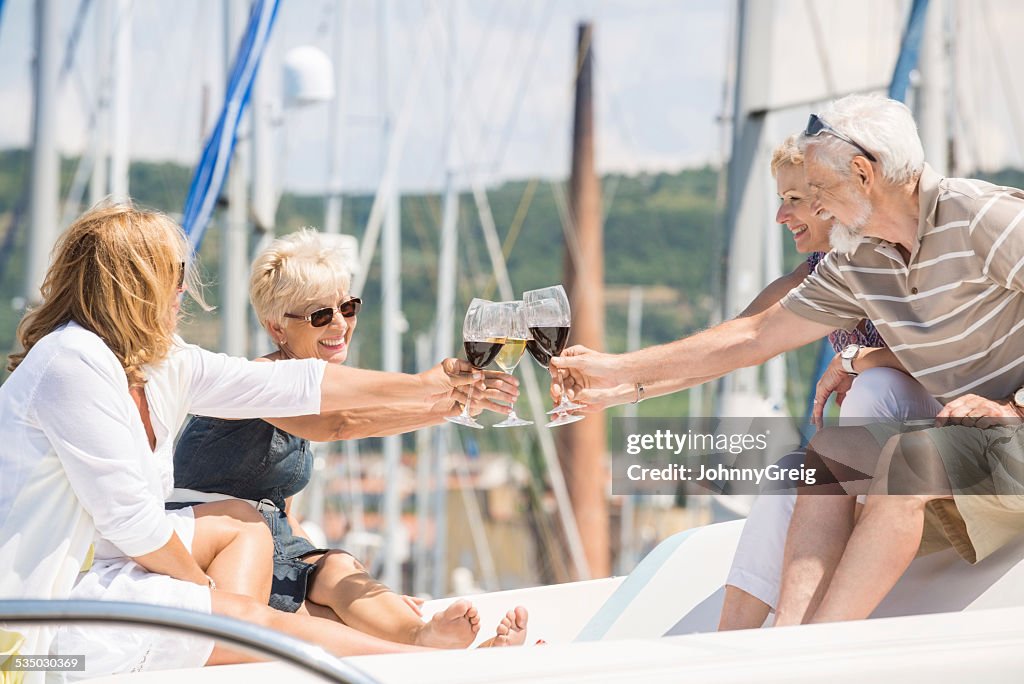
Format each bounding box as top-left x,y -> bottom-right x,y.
446,298 -> 505,429
493,301 -> 534,428
523,285 -> 584,427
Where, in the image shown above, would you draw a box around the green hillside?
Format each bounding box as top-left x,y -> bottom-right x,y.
10,151 -> 1016,421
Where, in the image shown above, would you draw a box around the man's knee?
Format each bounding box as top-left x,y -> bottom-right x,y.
883,432 -> 950,496
862,492 -> 935,516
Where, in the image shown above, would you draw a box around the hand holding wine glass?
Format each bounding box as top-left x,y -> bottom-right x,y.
523,285 -> 583,427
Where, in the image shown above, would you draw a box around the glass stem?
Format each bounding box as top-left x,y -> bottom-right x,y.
461,384 -> 474,419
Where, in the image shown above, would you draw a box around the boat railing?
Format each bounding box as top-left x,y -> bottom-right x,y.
0,599 -> 382,684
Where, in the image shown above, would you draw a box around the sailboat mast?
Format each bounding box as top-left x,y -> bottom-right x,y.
324,0 -> 348,235
26,0 -> 59,306
90,0 -> 112,206
917,0 -> 950,175
221,0 -> 250,357
379,0 -> 406,592
109,0 -> 131,201
719,0 -> 776,413
423,0 -> 461,598
560,21 -> 609,578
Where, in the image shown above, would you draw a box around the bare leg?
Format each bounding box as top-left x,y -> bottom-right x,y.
809,494 -> 937,623
205,590 -> 433,665
304,551 -> 480,648
774,427 -> 883,626
774,493 -> 855,626
718,585 -> 771,631
810,431 -> 954,623
190,500 -> 274,602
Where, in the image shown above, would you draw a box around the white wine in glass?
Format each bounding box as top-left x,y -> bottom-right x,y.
493,301 -> 533,428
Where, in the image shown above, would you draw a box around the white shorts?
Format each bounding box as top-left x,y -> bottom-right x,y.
53,508 -> 215,680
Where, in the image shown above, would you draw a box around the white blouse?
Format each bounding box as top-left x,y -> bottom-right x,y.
0,321 -> 326,656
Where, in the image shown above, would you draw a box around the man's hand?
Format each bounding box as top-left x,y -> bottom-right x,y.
811,353 -> 856,428
550,380 -> 635,415
549,345 -> 625,403
937,393 -> 1024,429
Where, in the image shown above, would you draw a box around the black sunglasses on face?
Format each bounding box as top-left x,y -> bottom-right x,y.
803,114 -> 878,163
177,262 -> 186,291
284,297 -> 362,327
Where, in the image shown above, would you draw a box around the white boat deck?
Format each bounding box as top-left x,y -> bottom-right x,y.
85,518 -> 1024,683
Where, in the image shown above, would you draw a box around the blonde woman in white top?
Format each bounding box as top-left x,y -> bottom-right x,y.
0,204 -> 526,681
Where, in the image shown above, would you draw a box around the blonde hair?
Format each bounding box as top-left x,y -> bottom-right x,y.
770,134 -> 804,177
8,203 -> 203,385
249,228 -> 355,331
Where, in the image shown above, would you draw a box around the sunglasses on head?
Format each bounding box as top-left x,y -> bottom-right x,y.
803,114 -> 878,163
284,297 -> 362,327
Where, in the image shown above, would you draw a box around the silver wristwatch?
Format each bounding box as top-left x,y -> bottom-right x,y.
840,344 -> 862,376
1013,386 -> 1024,410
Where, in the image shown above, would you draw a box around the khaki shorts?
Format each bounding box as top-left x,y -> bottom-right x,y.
862,421 -> 1024,564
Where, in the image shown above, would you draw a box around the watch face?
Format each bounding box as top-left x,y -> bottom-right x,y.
1015,388 -> 1024,407
842,345 -> 859,359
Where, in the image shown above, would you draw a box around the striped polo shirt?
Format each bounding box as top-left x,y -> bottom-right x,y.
780,164 -> 1024,404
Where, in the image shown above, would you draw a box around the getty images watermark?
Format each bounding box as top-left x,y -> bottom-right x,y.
613,416 -> 1024,497
612,417 -> 816,496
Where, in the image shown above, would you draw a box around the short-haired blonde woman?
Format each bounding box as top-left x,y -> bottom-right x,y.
0,204 -> 523,680
172,228 -> 526,649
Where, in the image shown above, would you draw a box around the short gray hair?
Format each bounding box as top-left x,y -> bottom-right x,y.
800,94 -> 924,185
250,228 -> 355,327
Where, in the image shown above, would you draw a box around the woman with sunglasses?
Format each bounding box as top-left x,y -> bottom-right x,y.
171,228 -> 524,650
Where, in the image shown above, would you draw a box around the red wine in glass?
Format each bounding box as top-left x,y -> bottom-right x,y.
526,326 -> 570,368
464,339 -> 505,369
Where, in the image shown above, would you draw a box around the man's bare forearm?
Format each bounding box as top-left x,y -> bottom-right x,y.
617,306 -> 831,387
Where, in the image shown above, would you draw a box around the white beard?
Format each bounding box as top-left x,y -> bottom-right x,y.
827,199 -> 873,254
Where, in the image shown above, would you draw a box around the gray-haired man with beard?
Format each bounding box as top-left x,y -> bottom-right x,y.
549,93 -> 1024,626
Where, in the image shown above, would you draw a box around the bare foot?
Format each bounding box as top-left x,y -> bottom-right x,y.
478,606 -> 528,647
413,599 -> 480,648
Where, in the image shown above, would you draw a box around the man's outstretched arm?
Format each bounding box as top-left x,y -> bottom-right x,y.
551,303 -> 834,407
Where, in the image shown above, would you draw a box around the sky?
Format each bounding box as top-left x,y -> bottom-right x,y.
1,0 -> 1023,195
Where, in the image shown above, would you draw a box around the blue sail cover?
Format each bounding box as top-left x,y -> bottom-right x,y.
181,0 -> 280,249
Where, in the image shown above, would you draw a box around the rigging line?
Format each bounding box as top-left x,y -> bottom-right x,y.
980,0 -> 1024,165
804,0 -> 837,97
479,176 -> 539,301
500,177 -> 538,255
456,7 -> 590,278
462,0 -> 537,166
58,0 -> 92,83
550,179 -> 586,275
313,0 -> 333,43
484,0 -> 556,171
949,3 -> 979,174
406,194 -> 441,295
416,0 -> 530,185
